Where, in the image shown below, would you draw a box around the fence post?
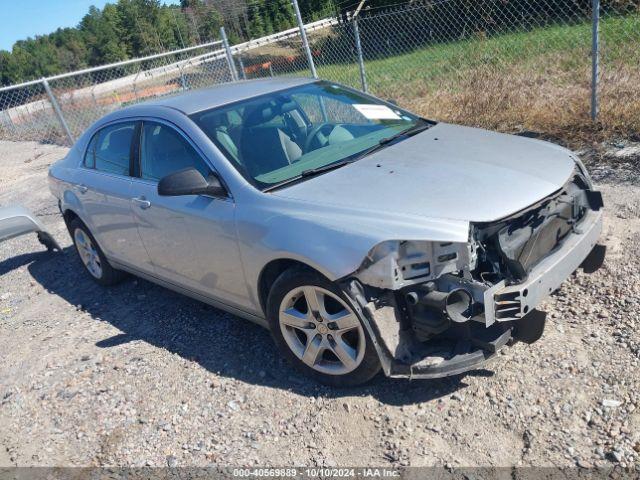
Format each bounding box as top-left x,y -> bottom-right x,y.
132,71 -> 141,99
178,64 -> 189,91
237,56 -> 247,80
220,27 -> 239,81
90,85 -> 99,109
42,78 -> 74,145
291,0 -> 318,78
4,111 -> 18,138
353,18 -> 368,93
591,0 -> 600,121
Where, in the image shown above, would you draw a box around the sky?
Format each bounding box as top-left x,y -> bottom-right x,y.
0,0 -> 179,51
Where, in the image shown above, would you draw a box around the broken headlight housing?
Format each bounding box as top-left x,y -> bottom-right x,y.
570,154 -> 594,189
354,240 -> 476,290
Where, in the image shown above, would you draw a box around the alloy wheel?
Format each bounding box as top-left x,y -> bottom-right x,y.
74,228 -> 103,279
278,286 -> 365,375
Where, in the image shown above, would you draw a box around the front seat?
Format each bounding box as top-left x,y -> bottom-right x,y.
240,105 -> 302,177
209,114 -> 242,167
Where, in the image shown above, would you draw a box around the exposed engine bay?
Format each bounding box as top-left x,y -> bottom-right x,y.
342,171 -> 606,379
473,173 -> 603,285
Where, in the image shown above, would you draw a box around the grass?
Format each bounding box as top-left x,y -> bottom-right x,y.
311,14 -> 640,146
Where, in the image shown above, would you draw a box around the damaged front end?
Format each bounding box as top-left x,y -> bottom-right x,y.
341,171 -> 605,379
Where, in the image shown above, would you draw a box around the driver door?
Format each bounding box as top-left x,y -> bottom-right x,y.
129,120 -> 247,308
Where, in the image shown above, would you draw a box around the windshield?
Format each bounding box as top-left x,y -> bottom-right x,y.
190,81 -> 426,190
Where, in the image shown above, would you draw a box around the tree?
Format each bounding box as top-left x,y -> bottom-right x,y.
51,28 -> 89,72
182,0 -> 223,43
79,5 -> 127,64
0,0 -> 340,86
0,50 -> 22,86
271,0 -> 296,32
115,0 -> 166,56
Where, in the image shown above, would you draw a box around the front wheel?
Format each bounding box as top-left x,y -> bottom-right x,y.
267,267 -> 381,387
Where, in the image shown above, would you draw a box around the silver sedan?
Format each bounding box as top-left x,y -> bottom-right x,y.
49,78 -> 605,386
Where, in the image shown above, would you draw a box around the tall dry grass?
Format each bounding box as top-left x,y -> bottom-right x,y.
386,54 -> 640,148
328,14 -> 640,147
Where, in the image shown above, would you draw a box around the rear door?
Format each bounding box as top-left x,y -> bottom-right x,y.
75,121 -> 151,271
129,120 -> 247,308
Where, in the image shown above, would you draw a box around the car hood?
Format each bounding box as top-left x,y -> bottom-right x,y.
272,123 -> 577,223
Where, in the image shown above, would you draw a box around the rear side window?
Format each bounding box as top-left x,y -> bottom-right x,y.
84,122 -> 136,175
139,122 -> 211,181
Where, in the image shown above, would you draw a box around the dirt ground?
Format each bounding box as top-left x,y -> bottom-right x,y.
0,139 -> 639,469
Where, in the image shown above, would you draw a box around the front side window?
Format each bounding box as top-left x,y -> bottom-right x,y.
84,122 -> 136,175
84,134 -> 98,169
191,81 -> 426,190
139,122 -> 211,182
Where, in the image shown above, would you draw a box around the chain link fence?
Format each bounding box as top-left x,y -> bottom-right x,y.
0,40 -> 231,145
230,18 -> 344,82
303,0 -> 639,142
0,0 -> 638,147
598,1 -> 640,136
0,80 -> 64,144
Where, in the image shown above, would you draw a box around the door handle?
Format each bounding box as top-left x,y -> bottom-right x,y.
132,197 -> 151,210
74,184 -> 88,194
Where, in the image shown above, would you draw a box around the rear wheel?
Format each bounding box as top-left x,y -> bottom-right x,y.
69,218 -> 126,286
267,267 -> 381,387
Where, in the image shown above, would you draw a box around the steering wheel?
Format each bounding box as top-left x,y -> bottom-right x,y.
304,123 -> 334,152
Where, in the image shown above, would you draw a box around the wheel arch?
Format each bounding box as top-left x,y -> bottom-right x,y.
62,207 -> 93,240
61,207 -> 107,254
62,208 -> 79,232
257,258 -> 332,316
60,187 -> 91,232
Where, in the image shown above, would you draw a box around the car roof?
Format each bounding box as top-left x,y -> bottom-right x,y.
134,77 -> 317,115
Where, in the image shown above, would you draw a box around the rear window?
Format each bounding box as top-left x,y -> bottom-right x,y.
84,122 -> 136,176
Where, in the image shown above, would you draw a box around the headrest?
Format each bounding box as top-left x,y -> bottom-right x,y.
243,99 -> 297,127
200,111 -> 229,129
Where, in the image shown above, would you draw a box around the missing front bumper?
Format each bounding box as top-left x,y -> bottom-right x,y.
0,205 -> 61,252
380,309 -> 546,380
344,204 -> 604,380
388,321 -> 514,379
484,209 -> 603,325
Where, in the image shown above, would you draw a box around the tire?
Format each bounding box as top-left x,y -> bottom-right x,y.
267,267 -> 381,387
68,218 -> 126,286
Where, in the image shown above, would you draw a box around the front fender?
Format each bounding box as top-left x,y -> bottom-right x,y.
237,204 -> 470,311
239,212 -> 389,287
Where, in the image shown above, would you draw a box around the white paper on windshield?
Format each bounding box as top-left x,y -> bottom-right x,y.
353,104 -> 401,120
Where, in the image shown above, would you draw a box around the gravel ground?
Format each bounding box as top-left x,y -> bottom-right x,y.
0,139 -> 639,469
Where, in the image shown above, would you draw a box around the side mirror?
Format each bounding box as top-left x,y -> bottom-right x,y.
158,167 -> 227,197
